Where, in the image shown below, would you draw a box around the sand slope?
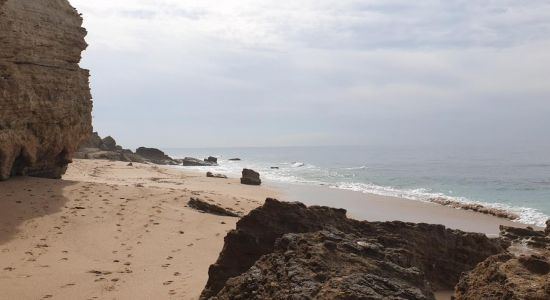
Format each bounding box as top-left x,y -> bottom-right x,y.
0,159 -> 276,300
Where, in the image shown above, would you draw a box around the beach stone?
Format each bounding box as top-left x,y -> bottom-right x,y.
188,197 -> 240,217
136,147 -> 178,165
0,0 -> 92,180
200,198 -> 503,299
240,169 -> 261,185
206,172 -> 227,179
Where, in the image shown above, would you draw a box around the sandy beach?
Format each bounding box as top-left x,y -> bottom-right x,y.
0,159 -> 276,300
0,159 -> 535,299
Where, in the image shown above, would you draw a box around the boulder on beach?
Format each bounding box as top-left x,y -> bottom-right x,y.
188,197 -> 240,217
136,147 -> 178,165
546,219 -> 550,235
240,169 -> 261,185
207,172 -> 228,179
180,157 -> 218,167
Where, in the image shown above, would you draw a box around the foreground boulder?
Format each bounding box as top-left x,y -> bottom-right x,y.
240,169 -> 261,185
454,224 -> 550,300
0,0 -> 92,180
200,199 -> 504,299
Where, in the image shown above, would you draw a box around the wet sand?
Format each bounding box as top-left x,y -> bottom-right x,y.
277,182 -> 535,235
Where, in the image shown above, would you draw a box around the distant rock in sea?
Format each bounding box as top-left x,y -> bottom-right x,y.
240,169 -> 261,185
200,198 -> 504,299
205,156 -> 218,164
180,157 -> 218,167
0,0 -> 92,180
228,158 -> 241,161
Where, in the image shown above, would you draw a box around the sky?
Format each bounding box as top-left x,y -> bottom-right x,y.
71,0 -> 550,149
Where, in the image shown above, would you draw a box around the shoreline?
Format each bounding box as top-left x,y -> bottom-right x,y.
273,182 -> 537,235
173,164 -> 538,234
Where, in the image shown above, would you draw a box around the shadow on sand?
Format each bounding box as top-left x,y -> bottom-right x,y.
0,177 -> 75,245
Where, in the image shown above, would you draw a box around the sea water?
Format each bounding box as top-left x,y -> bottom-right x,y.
166,145 -> 550,226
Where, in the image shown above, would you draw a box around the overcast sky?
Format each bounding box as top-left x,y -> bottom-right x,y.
71,0 -> 550,149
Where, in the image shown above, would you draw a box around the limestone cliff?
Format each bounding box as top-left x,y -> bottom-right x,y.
0,0 -> 92,180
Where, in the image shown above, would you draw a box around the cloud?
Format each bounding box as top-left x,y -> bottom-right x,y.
70,0 -> 550,148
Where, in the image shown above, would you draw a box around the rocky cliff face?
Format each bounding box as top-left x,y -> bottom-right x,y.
201,199 -> 504,299
0,0 -> 92,180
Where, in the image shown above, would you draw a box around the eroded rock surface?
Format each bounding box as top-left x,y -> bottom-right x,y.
455,225 -> 550,300
201,199 -> 504,299
0,0 -> 92,180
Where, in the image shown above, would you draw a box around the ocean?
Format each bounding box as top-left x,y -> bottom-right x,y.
165,145 -> 550,226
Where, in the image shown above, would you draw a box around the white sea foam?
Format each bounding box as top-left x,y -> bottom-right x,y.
342,166 -> 368,170
173,157 -> 550,227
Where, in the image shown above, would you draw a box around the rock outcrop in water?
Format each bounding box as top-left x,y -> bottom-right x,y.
200,199 -> 504,299
0,0 -> 92,180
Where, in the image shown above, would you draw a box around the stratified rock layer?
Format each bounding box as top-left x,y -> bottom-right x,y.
0,0 -> 92,180
201,199 -> 504,299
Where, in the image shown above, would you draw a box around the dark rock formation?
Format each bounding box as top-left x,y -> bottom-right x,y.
75,132 -> 145,163
228,158 -> 241,161
455,225 -> 550,300
188,197 -> 241,217
100,136 -> 117,151
207,172 -> 228,179
180,157 -> 218,167
135,147 -> 177,165
0,0 -> 92,180
240,169 -> 261,185
546,220 -> 550,235
205,156 -> 218,164
200,199 -> 503,299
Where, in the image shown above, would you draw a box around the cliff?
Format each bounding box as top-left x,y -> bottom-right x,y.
0,0 -> 92,180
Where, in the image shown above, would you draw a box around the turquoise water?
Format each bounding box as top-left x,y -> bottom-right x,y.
166,145 -> 550,226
